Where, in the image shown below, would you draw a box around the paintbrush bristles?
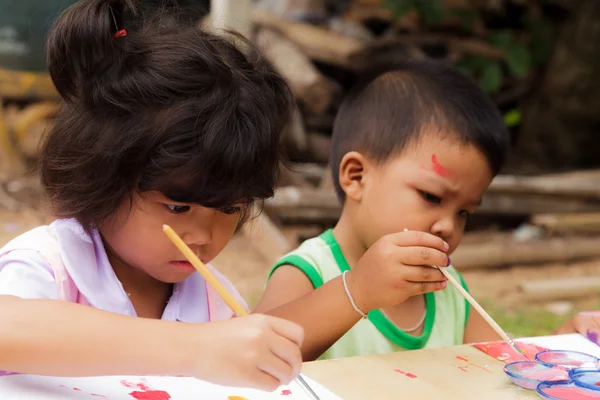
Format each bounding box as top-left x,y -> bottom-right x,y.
437,266 -> 526,357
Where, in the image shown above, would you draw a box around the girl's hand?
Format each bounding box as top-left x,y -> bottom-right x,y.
189,314 -> 304,391
555,311 -> 600,345
345,230 -> 450,313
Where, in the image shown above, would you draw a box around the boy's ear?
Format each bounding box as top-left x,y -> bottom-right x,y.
339,151 -> 369,202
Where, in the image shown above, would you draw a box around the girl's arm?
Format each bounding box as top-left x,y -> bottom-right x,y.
0,295 -> 303,391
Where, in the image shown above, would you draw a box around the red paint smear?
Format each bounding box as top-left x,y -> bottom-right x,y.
474,341 -> 548,364
60,385 -> 68,388
596,382 -> 600,387
91,395 -> 107,398
544,387 -> 600,400
394,369 -> 417,378
73,388 -> 82,391
281,389 -> 293,395
456,355 -> 492,373
458,366 -> 468,372
129,390 -> 171,400
431,154 -> 449,177
121,380 -> 152,391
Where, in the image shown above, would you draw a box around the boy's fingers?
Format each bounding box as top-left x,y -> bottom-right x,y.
407,280 -> 447,295
389,230 -> 449,252
396,246 -> 449,268
402,265 -> 447,283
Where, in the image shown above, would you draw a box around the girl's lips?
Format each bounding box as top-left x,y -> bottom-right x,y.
169,261 -> 196,273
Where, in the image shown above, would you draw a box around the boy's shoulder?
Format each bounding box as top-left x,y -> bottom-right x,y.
268,230 -> 340,288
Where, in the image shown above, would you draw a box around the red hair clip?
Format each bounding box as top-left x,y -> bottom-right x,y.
113,29 -> 127,39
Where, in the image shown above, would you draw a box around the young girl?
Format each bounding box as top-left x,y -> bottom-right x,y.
0,0 -> 303,391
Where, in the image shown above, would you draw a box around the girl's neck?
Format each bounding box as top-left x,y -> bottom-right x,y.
103,238 -> 173,319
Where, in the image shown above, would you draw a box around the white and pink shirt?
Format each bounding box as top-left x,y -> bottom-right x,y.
0,218 -> 247,321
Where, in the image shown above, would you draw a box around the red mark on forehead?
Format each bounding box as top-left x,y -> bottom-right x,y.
431,154 -> 450,177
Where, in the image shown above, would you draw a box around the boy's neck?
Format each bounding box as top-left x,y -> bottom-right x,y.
331,209 -> 367,268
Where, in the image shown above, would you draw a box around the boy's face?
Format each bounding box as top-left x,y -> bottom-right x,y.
344,134 -> 493,254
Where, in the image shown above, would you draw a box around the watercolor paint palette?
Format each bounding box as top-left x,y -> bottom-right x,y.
0,374 -> 342,400
501,349 -> 600,399
537,381 -> 600,399
504,361 -> 569,390
536,350 -> 599,370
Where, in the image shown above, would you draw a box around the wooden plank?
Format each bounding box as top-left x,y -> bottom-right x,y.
0,69 -> 58,101
252,9 -> 364,68
488,174 -> 600,200
452,236 -> 600,270
256,28 -> 334,114
210,0 -> 252,38
520,277 -> 600,301
303,344 -> 536,400
531,212 -> 600,234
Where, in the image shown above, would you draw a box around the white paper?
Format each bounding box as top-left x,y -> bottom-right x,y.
0,374 -> 342,400
519,333 -> 600,358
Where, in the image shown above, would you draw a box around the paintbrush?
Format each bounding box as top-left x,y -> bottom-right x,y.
162,225 -> 321,400
403,229 -> 528,359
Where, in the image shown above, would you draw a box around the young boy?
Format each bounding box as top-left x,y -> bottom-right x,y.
254,59 -> 510,361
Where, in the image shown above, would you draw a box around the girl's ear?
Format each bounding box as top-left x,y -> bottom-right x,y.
338,151 -> 369,202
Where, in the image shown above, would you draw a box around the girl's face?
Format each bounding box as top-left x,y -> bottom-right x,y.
99,191 -> 242,283
345,136 -> 494,255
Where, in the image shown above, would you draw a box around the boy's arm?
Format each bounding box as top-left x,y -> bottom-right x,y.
255,231 -> 450,361
253,266 -> 362,361
462,300 -> 502,344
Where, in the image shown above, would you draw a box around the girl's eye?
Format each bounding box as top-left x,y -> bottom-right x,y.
420,191 -> 442,205
219,206 -> 242,215
165,204 -> 191,214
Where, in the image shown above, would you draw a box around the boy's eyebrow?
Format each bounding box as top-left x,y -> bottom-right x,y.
417,174 -> 484,206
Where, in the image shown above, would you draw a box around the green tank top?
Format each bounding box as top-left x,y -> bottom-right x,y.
268,230 -> 470,360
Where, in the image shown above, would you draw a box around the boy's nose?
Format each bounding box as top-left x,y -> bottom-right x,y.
430,217 -> 455,244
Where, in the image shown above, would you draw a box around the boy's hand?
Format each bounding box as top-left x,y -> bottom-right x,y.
190,314 -> 304,391
555,311 -> 600,345
346,230 -> 449,312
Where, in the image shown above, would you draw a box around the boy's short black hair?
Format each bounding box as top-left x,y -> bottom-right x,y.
330,59 -> 509,200
40,0 -> 294,228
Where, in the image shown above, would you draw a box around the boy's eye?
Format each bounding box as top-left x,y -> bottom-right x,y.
420,191 -> 442,204
219,206 -> 242,215
165,204 -> 191,214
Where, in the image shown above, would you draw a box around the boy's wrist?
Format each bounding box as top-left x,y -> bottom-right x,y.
343,269 -> 373,314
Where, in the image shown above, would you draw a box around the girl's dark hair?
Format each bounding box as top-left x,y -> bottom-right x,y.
41,0 -> 294,228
